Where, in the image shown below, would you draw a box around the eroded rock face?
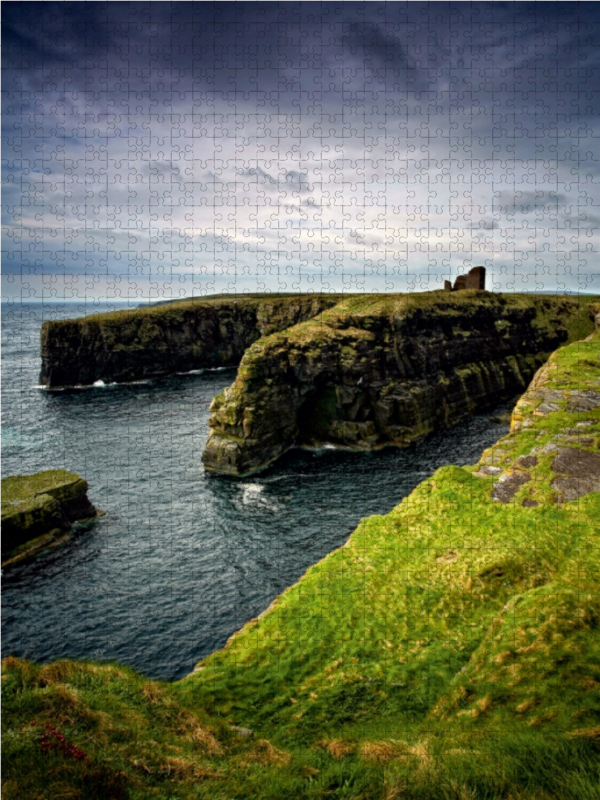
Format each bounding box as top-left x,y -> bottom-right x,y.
1,470 -> 99,563
203,292 -> 593,475
40,294 -> 340,388
474,327 -> 600,507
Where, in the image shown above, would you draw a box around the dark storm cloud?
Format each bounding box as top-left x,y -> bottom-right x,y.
2,2 -> 600,298
4,2 -> 600,109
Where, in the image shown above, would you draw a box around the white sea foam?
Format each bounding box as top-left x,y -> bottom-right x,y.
90,380 -> 121,388
241,484 -> 264,505
237,483 -> 282,512
176,366 -> 233,376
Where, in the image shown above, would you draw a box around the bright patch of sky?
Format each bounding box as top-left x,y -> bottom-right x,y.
2,2 -> 599,300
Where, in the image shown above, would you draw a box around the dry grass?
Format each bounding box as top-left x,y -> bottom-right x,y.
188,725 -> 224,755
160,756 -> 223,780
517,698 -> 539,714
36,660 -> 126,686
174,708 -> 224,755
567,727 -> 600,741
240,739 -> 291,767
141,682 -> 162,704
437,549 -> 459,564
317,737 -> 355,759
358,739 -> 431,767
37,660 -> 79,685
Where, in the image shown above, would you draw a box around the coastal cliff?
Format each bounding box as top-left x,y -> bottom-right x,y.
40,294 -> 340,388
203,292 -> 596,475
1,470 -> 99,566
182,328 -> 600,775
4,329 -> 600,800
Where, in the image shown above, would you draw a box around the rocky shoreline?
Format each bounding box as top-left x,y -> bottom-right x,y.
183,314 -> 600,747
3,302 -> 599,799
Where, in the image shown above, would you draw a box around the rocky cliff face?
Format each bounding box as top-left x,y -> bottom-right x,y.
186,325 -> 600,757
1,470 -> 99,565
40,294 -> 341,388
203,292 -> 596,475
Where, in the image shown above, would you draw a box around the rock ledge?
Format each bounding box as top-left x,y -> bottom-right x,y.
1,470 -> 100,566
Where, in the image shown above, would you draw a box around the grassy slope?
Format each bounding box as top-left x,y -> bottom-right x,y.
43,291 -> 597,335
3,324 -> 600,800
179,328 -> 600,796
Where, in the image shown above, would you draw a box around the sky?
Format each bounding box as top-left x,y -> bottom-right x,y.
2,1 -> 600,301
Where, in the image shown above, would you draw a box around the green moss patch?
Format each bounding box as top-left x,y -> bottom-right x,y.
2,470 -> 87,507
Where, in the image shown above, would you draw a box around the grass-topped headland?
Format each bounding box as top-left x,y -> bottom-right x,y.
4,325 -> 600,799
183,326 -> 600,794
39,293 -> 344,388
40,290 -> 597,394
203,291 -> 599,475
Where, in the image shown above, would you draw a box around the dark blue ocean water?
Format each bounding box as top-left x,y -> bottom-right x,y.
1,301 -> 512,680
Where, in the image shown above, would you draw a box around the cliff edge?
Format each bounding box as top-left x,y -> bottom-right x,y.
40,294 -> 341,388
183,326 -> 600,765
203,292 -> 596,475
4,326 -> 600,800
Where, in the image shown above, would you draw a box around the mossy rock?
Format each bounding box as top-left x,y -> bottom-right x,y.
203,293 -> 600,475
1,470 -> 97,561
2,470 -> 88,506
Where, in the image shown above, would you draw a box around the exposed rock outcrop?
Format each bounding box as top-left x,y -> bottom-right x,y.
203,292 -> 596,475
1,470 -> 100,565
474,327 -> 600,505
40,294 -> 341,388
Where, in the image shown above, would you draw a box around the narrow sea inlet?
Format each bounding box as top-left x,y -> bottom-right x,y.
2,302 -> 512,680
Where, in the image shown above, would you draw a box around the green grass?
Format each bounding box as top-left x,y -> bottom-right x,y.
41,292 -> 346,328
178,328 -> 600,793
4,656 -> 599,800
4,325 -> 600,799
41,291 -> 599,337
262,291 -> 598,346
1,470 -> 86,506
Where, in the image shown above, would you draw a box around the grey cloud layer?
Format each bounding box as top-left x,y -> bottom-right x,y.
2,2 -> 599,298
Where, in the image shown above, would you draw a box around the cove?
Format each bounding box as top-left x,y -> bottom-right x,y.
1,303 -> 517,680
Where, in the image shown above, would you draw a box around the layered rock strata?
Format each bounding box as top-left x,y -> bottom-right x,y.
203,292 -> 596,475
1,470 -> 99,565
40,294 -> 341,388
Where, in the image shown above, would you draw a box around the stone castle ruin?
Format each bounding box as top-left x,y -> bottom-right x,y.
444,266 -> 486,292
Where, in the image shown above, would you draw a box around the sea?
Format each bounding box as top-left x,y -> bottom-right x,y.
2,300 -> 513,681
